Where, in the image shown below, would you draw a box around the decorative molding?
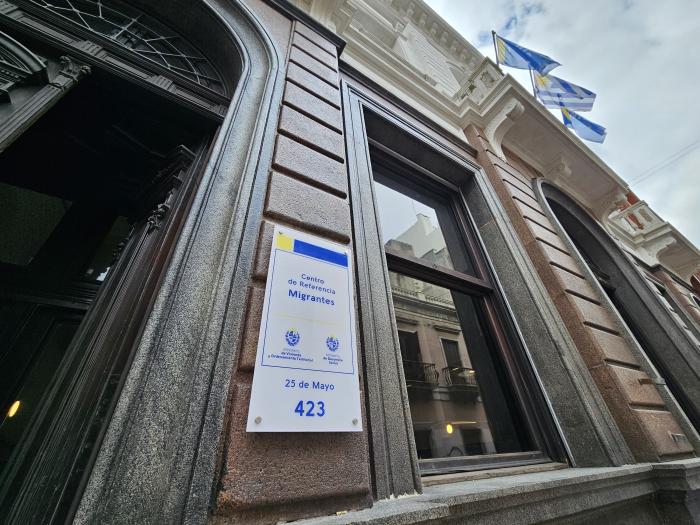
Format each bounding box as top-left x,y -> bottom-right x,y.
28,0 -> 227,95
50,55 -> 91,87
1,1 -> 230,118
483,97 -> 524,160
591,189 -> 627,222
71,39 -> 105,57
0,0 -> 19,16
265,0 -> 346,51
148,74 -> 174,91
606,200 -> 700,281
0,32 -> 91,153
0,29 -> 46,101
543,155 -> 572,186
331,0 -> 358,36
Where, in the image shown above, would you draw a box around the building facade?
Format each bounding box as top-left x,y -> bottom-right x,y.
1,0 -> 700,523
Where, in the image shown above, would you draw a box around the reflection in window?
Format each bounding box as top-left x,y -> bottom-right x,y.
373,161 -> 541,472
374,181 -> 455,270
391,272 -> 532,460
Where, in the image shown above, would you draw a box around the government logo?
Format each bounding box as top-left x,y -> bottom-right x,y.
326,336 -> 339,352
285,329 -> 300,347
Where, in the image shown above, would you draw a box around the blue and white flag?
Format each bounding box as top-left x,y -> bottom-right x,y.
534,72 -> 596,111
495,34 -> 560,75
562,108 -> 606,143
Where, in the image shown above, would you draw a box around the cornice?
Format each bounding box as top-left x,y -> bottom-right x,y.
264,0 -> 346,52
340,60 -> 477,157
389,0 -> 483,69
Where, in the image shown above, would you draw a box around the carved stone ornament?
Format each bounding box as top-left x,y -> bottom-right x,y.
592,189 -> 628,221
483,97 -> 525,160
52,55 -> 91,84
544,155 -> 572,186
146,199 -> 171,232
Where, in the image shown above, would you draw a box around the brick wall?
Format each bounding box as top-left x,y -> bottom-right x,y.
465,124 -> 694,463
213,21 -> 371,524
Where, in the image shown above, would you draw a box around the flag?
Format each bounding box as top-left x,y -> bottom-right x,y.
495,34 -> 560,75
562,108 -> 606,143
534,72 -> 596,111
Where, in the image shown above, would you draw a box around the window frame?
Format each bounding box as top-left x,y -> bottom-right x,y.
369,142 -> 561,475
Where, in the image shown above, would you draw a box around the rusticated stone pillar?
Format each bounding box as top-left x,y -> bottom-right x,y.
465,123 -> 695,463
213,20 -> 371,524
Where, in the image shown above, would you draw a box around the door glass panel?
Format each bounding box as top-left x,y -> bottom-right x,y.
390,271 -> 533,460
0,307 -> 81,465
82,216 -> 132,282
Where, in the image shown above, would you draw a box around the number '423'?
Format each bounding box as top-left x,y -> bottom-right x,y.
294,400 -> 325,417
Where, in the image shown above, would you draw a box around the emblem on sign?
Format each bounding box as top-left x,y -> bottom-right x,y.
285,329 -> 300,347
326,336 -> 339,352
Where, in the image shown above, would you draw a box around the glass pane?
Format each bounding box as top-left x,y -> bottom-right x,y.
0,307 -> 81,466
82,216 -> 132,282
373,179 -> 474,274
374,181 -> 455,268
390,271 -> 532,460
0,183 -> 71,266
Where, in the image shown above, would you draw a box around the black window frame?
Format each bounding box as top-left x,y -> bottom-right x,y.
369,140 -> 563,475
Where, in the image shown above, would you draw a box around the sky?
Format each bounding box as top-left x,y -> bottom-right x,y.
424,0 -> 700,248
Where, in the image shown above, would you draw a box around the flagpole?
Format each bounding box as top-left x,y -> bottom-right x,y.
491,30 -> 499,67
528,67 -> 537,97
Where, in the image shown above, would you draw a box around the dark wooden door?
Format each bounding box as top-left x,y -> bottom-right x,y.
0,142 -> 203,522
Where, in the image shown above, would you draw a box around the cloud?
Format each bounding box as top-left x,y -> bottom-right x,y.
425,0 -> 700,250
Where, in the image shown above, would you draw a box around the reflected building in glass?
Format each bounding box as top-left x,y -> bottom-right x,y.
390,267 -> 496,459
384,206 -> 496,459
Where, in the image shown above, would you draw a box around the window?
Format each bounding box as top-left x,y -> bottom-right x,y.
372,148 -> 552,474
441,338 -> 461,368
28,0 -> 226,95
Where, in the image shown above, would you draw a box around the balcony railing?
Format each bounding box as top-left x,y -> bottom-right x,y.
442,367 -> 478,388
403,360 -> 439,386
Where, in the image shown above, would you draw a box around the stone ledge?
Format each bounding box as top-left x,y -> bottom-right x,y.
422,461 -> 568,487
291,460 -> 700,525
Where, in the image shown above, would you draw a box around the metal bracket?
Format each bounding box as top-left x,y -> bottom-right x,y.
638,377 -> 666,386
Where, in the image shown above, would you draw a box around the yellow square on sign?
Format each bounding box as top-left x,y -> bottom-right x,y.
276,232 -> 293,251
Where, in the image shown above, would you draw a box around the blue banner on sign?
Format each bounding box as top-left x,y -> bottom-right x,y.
294,239 -> 348,267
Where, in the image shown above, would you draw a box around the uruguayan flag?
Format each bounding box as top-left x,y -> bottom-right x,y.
562,108 -> 606,143
534,72 -> 596,111
495,34 -> 560,75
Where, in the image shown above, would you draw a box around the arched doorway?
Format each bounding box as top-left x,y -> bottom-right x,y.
0,1 -> 242,521
539,183 -> 700,434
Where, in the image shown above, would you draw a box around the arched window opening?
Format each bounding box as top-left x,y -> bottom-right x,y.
27,0 -> 227,95
543,189 -> 700,433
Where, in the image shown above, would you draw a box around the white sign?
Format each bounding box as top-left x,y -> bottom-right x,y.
246,226 -> 362,432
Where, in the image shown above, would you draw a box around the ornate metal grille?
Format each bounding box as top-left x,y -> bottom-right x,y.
29,0 -> 225,94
